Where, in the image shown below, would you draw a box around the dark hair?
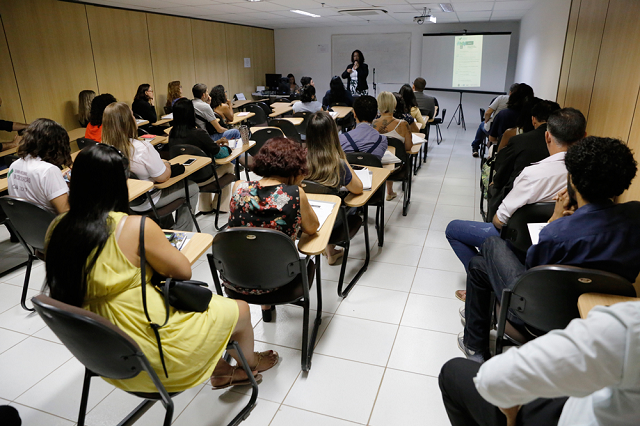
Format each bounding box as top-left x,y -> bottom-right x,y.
170,98 -> 197,139
507,83 -> 533,110
134,84 -> 151,102
515,96 -> 541,132
531,100 -> 560,122
399,84 -> 418,112
508,83 -> 519,93
252,137 -> 308,178
45,144 -> 130,307
300,76 -> 312,86
329,76 -> 346,104
287,73 -> 296,84
17,118 -> 72,168
547,107 -> 587,145
209,85 -> 227,109
300,85 -> 316,103
565,136 -> 637,203
192,83 -> 207,99
392,93 -> 407,120
89,93 -> 117,126
413,77 -> 426,91
353,95 -> 378,123
351,50 -> 365,63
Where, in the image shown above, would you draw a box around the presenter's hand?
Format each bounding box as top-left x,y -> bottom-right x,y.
347,68 -> 353,74
353,61 -> 359,70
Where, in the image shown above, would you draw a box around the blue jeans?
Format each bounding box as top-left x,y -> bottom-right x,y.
446,220 -> 500,271
212,128 -> 241,142
471,122 -> 489,151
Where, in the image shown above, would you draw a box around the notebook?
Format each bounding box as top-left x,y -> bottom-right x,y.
161,113 -> 173,120
235,93 -> 246,100
309,200 -> 336,231
527,223 -> 548,245
382,150 -> 401,164
354,168 -> 373,190
412,133 -> 427,145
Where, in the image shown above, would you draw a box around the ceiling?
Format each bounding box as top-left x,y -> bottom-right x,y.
79,0 -> 542,29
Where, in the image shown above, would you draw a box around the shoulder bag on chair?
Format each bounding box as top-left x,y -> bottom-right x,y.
195,112 -> 217,136
139,216 -> 213,377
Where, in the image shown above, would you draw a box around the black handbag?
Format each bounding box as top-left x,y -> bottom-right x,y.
139,216 -> 212,377
195,112 -> 217,136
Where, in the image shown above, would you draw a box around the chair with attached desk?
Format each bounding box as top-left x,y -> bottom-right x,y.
257,102 -> 272,117
500,202 -> 555,256
292,112 -> 312,140
0,196 -> 56,311
494,265 -> 636,355
170,145 -> 235,231
330,103 -> 355,132
244,104 -> 268,127
268,118 -> 301,143
346,153 -> 385,247
76,138 -> 97,150
386,137 -> 412,216
208,228 -> 322,371
32,295 -> 258,426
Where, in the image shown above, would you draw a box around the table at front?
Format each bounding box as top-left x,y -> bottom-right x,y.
215,140 -> 256,179
578,293 -> 640,318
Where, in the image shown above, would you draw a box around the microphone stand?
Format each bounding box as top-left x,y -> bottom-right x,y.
373,68 -> 377,96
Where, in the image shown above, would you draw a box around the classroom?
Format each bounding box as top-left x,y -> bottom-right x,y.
1,0 -> 640,425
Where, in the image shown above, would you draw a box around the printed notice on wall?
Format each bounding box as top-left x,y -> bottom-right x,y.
452,35 -> 483,88
244,58 -> 251,68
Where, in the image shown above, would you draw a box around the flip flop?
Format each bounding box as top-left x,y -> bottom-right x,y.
211,366 -> 262,390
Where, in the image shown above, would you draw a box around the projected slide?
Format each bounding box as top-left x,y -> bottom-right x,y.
452,35 -> 483,88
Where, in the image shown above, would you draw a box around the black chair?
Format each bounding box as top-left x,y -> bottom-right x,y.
32,295 -> 259,426
302,181 -> 365,297
346,152 -> 385,247
268,118 -> 301,143
494,265 -> 636,354
208,228 -> 322,371
329,102 -> 348,107
169,145 -> 236,231
0,196 -> 55,311
480,108 -> 486,122
249,128 -> 284,157
386,138 -> 412,216
76,138 -> 97,150
256,102 -> 272,118
245,104 -> 268,127
500,203 -> 555,254
427,108 -> 446,145
292,111 -> 312,139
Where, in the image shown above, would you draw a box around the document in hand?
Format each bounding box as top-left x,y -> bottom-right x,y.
353,168 -> 372,190
412,133 -> 427,145
309,200 -> 336,231
527,223 -> 548,245
382,150 -> 401,164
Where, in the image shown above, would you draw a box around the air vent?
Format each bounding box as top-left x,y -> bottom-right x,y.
338,9 -> 388,17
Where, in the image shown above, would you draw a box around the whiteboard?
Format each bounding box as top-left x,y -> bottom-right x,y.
331,33 -> 411,86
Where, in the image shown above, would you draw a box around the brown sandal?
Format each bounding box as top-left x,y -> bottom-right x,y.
251,350 -> 279,373
211,366 -> 262,390
455,290 -> 466,302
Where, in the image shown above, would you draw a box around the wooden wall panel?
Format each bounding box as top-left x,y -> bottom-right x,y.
225,24 -> 256,97
556,0 -> 582,106
561,0 -> 609,116
0,0 -> 98,129
146,14 -> 196,117
620,88 -> 640,204
86,6 -> 154,107
252,27 -> 275,89
192,20 -> 230,94
0,17 -> 24,142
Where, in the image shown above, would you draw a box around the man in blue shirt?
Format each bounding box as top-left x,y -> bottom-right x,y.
339,95 -> 388,160
459,136 -> 640,363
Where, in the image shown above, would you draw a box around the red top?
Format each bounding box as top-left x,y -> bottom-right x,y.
84,123 -> 102,142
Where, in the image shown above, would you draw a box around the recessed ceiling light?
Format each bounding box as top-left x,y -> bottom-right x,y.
291,10 -> 321,18
439,3 -> 454,13
246,0 -> 262,2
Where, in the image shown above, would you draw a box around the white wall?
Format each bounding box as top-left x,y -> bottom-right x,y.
275,21 -> 520,128
514,0 -> 572,101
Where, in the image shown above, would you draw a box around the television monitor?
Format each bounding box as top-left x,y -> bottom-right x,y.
265,73 -> 281,91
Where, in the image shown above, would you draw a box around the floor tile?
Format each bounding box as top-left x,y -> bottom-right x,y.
387,326 -> 461,377
381,226 -> 428,247
0,283 -> 23,314
401,294 -> 464,335
0,327 -> 28,355
437,193 -> 476,207
0,299 -> 46,335
335,285 -> 408,325
418,247 -> 465,273
252,305 -> 332,351
410,268 -> 466,299
424,230 -> 450,250
366,242 -> 423,267
10,403 -> 75,426
270,405 -> 362,426
355,261 -> 416,292
433,204 -> 475,220
3,262 -> 47,291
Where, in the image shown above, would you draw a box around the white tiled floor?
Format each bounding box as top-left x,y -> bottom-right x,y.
0,123 -> 481,425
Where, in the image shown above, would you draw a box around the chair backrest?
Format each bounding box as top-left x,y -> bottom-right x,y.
273,98 -> 290,103
245,104 -> 268,126
76,138 -> 97,150
0,196 -> 56,251
301,180 -> 340,196
345,152 -> 383,168
211,228 -> 304,290
330,102 -> 348,107
441,108 -> 447,121
292,112 -> 312,136
480,108 -> 486,121
386,137 -> 408,165
500,202 -> 555,253
249,128 -> 284,156
257,102 -> 272,117
269,119 -> 301,142
32,295 -> 149,380
510,265 -> 636,332
168,144 -> 214,183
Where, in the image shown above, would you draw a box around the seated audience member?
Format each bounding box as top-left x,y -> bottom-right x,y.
440,299 -> 640,426
373,91 -> 413,200
132,84 -> 166,136
306,111 -> 363,265
393,92 -> 420,133
459,136 -> 640,363
446,108 -> 587,271
322,76 -> 354,108
226,137 -> 319,321
339,95 -> 388,159
168,98 -> 234,214
0,95 -> 28,152
45,143 -> 278,392
287,74 -> 300,95
412,77 -> 436,119
209,85 -> 234,123
487,100 -> 561,218
471,83 -> 517,157
292,85 -> 322,114
399,84 -> 426,130
488,83 -> 534,145
299,76 -> 314,88
192,83 -> 241,143
102,102 -> 198,232
77,89 -> 95,127
85,93 -> 116,142
7,118 -> 71,214
165,80 -> 182,113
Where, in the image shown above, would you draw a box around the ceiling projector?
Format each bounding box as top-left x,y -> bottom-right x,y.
414,8 -> 436,24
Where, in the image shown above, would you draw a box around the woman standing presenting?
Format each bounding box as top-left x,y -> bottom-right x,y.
341,50 -> 369,96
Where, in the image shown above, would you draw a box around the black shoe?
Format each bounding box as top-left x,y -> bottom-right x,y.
472,151 -> 479,158
261,305 -> 276,322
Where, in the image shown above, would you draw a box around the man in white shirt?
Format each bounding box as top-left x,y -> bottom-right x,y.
440,301 -> 640,426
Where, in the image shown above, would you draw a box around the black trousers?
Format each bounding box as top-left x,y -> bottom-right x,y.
439,358 -> 567,426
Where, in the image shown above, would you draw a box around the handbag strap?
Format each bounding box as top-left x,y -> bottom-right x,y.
139,216 -> 171,378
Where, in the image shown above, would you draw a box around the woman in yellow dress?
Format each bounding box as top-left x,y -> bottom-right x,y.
44,144 -> 278,393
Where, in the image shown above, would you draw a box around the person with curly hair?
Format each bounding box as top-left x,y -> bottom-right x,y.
209,85 -> 234,123
165,80 -> 182,113
225,137 -> 319,321
84,93 -> 117,142
7,118 -> 72,214
457,135 -> 640,364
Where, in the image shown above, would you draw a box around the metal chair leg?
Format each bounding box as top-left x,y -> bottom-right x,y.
21,254 -> 35,312
226,340 -> 259,425
183,180 -> 201,233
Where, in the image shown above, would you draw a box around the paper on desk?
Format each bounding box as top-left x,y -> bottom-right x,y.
161,113 -> 173,120
354,168 -> 372,190
310,200 -> 336,231
412,133 -> 427,145
329,111 -> 339,118
237,112 -> 250,117
227,139 -> 242,149
135,119 -> 147,125
527,223 -> 548,245
382,150 -> 401,165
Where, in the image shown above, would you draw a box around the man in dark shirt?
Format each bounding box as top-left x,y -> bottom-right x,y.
459,136 -> 640,363
412,77 -> 436,119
